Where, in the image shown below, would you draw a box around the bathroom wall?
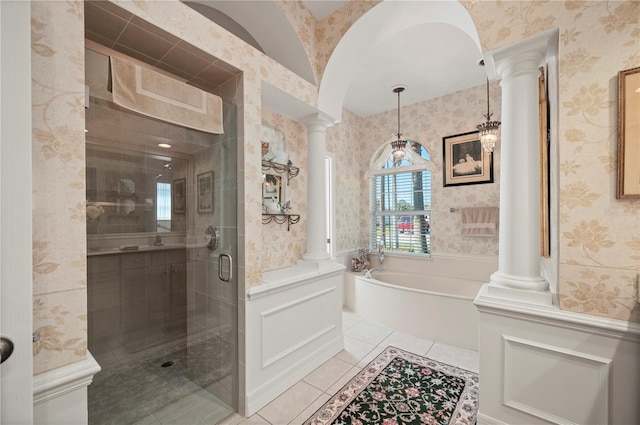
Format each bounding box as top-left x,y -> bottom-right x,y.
326,81 -> 502,258
30,0 -> 316,376
28,0 -> 640,381
260,109 -> 308,270
31,1 -> 88,376
326,108 -> 370,252
318,1 -> 639,323
462,1 -> 640,322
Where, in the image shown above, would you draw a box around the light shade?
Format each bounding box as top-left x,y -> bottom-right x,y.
391,138 -> 407,164
478,78 -> 501,153
478,120 -> 500,153
390,85 -> 408,165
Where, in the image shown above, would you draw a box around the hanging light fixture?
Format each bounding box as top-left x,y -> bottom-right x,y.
477,78 -> 501,153
390,85 -> 408,165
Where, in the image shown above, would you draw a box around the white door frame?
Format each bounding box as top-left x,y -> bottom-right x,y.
0,1 -> 34,423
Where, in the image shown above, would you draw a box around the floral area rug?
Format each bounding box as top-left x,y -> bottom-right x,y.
305,346 -> 479,425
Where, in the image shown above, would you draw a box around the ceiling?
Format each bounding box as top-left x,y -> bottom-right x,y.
303,1 -> 349,20
188,0 -> 487,117
85,1 -> 487,119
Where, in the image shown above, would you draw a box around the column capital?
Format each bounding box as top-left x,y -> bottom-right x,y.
300,112 -> 336,132
482,27 -> 559,81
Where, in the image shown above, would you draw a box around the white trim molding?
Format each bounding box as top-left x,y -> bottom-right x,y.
476,283 -> 640,425
502,336 -> 611,425
475,284 -> 640,343
243,260 -> 345,416
33,353 -> 101,425
33,353 -> 101,405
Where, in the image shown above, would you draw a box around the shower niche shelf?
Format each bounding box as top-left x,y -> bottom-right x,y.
262,213 -> 300,231
261,160 -> 299,184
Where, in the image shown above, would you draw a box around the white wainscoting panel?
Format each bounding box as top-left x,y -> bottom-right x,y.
243,260 -> 345,416
475,285 -> 640,425
262,287 -> 336,367
502,336 -> 611,425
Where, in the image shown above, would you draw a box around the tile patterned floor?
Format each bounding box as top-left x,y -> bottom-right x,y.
89,329 -> 235,425
221,309 -> 479,425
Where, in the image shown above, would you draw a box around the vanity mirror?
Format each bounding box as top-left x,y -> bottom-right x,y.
86,144 -> 188,235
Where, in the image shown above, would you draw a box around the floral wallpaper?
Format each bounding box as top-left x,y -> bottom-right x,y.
261,110 -> 309,270
31,1 -> 88,375
320,0 -> 639,322
315,0 -> 381,84
29,0 -> 640,380
326,82 -> 502,257
362,82 -> 502,257
459,0 -> 639,322
276,0 -> 319,84
326,108 -> 370,251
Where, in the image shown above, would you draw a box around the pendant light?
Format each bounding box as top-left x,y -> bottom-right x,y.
477,78 -> 501,153
390,85 -> 408,165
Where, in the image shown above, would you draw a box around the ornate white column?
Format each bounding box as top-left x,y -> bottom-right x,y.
301,113 -> 334,262
483,30 -> 557,306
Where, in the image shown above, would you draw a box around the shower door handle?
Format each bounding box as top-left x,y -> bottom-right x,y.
218,253 -> 233,282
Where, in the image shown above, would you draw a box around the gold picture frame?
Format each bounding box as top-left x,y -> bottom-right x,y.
617,66 -> 640,199
539,67 -> 550,258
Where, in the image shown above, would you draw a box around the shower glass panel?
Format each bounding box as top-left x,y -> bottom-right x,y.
86,97 -> 238,425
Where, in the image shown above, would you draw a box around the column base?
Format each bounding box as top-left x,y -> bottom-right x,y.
303,252 -> 331,262
487,271 -> 553,306
298,257 -> 340,272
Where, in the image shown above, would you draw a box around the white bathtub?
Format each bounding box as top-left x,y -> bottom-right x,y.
344,271 -> 484,351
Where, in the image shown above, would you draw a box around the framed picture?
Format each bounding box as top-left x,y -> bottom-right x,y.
443,131 -> 493,187
172,178 -> 186,214
617,66 -> 640,198
539,67 -> 551,257
197,171 -> 214,213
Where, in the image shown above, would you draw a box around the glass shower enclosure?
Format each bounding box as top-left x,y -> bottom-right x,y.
85,90 -> 238,424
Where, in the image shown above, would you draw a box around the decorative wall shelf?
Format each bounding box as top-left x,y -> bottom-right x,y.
261,160 -> 299,184
262,213 -> 300,231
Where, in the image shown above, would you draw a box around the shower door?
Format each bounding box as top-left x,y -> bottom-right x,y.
85,97 -> 238,424
181,101 -> 239,420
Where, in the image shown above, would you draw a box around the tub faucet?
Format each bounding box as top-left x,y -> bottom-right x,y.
364,268 -> 381,279
378,243 -> 385,268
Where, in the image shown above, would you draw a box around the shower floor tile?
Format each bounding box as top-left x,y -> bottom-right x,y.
89,328 -> 234,425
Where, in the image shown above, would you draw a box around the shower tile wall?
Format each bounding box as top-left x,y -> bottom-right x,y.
87,249 -> 188,355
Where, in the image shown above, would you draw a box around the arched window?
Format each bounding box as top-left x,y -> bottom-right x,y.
369,141 -> 432,255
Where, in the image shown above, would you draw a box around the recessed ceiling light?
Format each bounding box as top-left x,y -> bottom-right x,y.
158,143 -> 172,149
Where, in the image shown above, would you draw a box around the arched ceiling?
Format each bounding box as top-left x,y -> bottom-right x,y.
319,0 -> 487,120
183,1 -> 486,120
185,0 -> 316,85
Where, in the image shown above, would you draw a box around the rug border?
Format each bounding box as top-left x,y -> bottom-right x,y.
304,345 -> 479,425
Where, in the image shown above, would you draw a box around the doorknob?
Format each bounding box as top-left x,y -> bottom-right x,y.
0,337 -> 14,364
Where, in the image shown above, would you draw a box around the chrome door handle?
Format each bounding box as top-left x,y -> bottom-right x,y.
218,253 -> 232,282
205,225 -> 219,251
0,337 -> 14,364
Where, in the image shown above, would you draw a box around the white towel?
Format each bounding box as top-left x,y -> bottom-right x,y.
110,55 -> 223,134
460,207 -> 499,236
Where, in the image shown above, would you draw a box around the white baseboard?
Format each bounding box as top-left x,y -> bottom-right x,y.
477,412 -> 509,425
244,336 -> 343,416
33,352 -> 101,425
